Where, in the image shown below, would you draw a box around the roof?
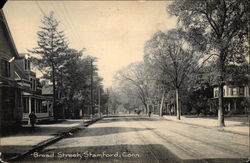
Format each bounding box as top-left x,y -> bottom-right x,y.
18,53 -> 30,59
0,10 -> 20,58
14,63 -> 27,80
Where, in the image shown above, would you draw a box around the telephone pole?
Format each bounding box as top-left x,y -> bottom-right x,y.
106,88 -> 109,117
90,59 -> 93,121
98,87 -> 101,118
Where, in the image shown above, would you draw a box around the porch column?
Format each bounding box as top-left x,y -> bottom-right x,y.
28,97 -> 31,125
228,102 -> 231,112
233,99 -> 237,111
34,99 -> 36,113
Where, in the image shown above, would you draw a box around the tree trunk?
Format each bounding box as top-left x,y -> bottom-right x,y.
159,91 -> 165,117
218,83 -> 225,127
90,60 -> 93,121
218,57 -> 225,127
176,88 -> 181,120
144,103 -> 148,115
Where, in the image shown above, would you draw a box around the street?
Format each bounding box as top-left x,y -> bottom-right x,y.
1,1 -> 249,163
19,115 -> 248,163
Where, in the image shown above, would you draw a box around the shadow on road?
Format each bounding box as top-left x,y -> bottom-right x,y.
1,126 -> 77,137
65,127 -> 154,138
0,120 -> 78,137
98,116 -> 164,124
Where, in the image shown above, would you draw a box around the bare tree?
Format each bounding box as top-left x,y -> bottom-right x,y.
115,62 -> 153,114
118,86 -> 142,114
107,87 -> 121,115
144,29 -> 198,120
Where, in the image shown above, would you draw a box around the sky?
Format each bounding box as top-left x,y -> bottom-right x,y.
3,1 -> 177,87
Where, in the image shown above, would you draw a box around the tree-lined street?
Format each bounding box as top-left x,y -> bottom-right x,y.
18,115 -> 248,163
1,1 -> 249,163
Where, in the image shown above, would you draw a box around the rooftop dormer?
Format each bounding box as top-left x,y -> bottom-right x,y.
19,53 -> 31,71
15,53 -> 36,78
24,57 -> 31,71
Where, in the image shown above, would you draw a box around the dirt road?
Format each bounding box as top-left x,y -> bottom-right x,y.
20,116 -> 248,163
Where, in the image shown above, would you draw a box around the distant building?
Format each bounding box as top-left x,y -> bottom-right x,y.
14,53 -> 54,124
213,85 -> 249,114
0,10 -> 23,130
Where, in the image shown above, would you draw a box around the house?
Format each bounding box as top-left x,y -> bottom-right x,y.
14,53 -> 54,124
41,84 -> 54,118
0,10 -> 23,130
213,85 -> 249,114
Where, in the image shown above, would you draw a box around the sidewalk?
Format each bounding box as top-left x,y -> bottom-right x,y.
0,117 -> 100,161
159,115 -> 249,135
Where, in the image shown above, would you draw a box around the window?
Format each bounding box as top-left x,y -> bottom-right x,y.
23,98 -> 29,113
33,79 -> 36,90
31,98 -> 35,112
28,60 -> 30,70
30,78 -> 36,91
30,78 -> 33,89
214,90 -> 218,98
36,100 -> 41,113
1,59 -> 11,77
42,101 -> 48,113
232,88 -> 237,95
239,87 -> 244,96
228,88 -> 232,96
24,59 -> 30,70
24,60 -> 27,70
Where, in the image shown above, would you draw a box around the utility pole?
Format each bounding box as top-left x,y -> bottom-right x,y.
98,87 -> 101,118
90,59 -> 93,121
159,91 -> 164,117
106,88 -> 109,117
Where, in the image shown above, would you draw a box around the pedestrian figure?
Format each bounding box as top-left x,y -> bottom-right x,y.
137,110 -> 141,116
148,111 -> 151,117
29,112 -> 37,129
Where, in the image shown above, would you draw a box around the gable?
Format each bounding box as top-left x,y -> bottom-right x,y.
0,10 -> 19,60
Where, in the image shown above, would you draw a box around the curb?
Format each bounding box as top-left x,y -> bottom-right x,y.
159,116 -> 248,136
6,118 -> 102,162
83,117 -> 101,127
7,127 -> 79,162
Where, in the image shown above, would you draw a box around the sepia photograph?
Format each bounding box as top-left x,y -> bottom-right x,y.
0,0 -> 249,162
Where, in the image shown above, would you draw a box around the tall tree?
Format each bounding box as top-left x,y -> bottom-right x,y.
29,12 -> 68,118
144,29 -> 198,120
60,49 -> 87,118
168,0 -> 249,126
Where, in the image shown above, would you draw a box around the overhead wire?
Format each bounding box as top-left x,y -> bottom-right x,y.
52,1 -> 80,44
49,1 -> 79,45
62,1 -> 84,46
35,0 -> 80,48
35,0 -> 90,60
